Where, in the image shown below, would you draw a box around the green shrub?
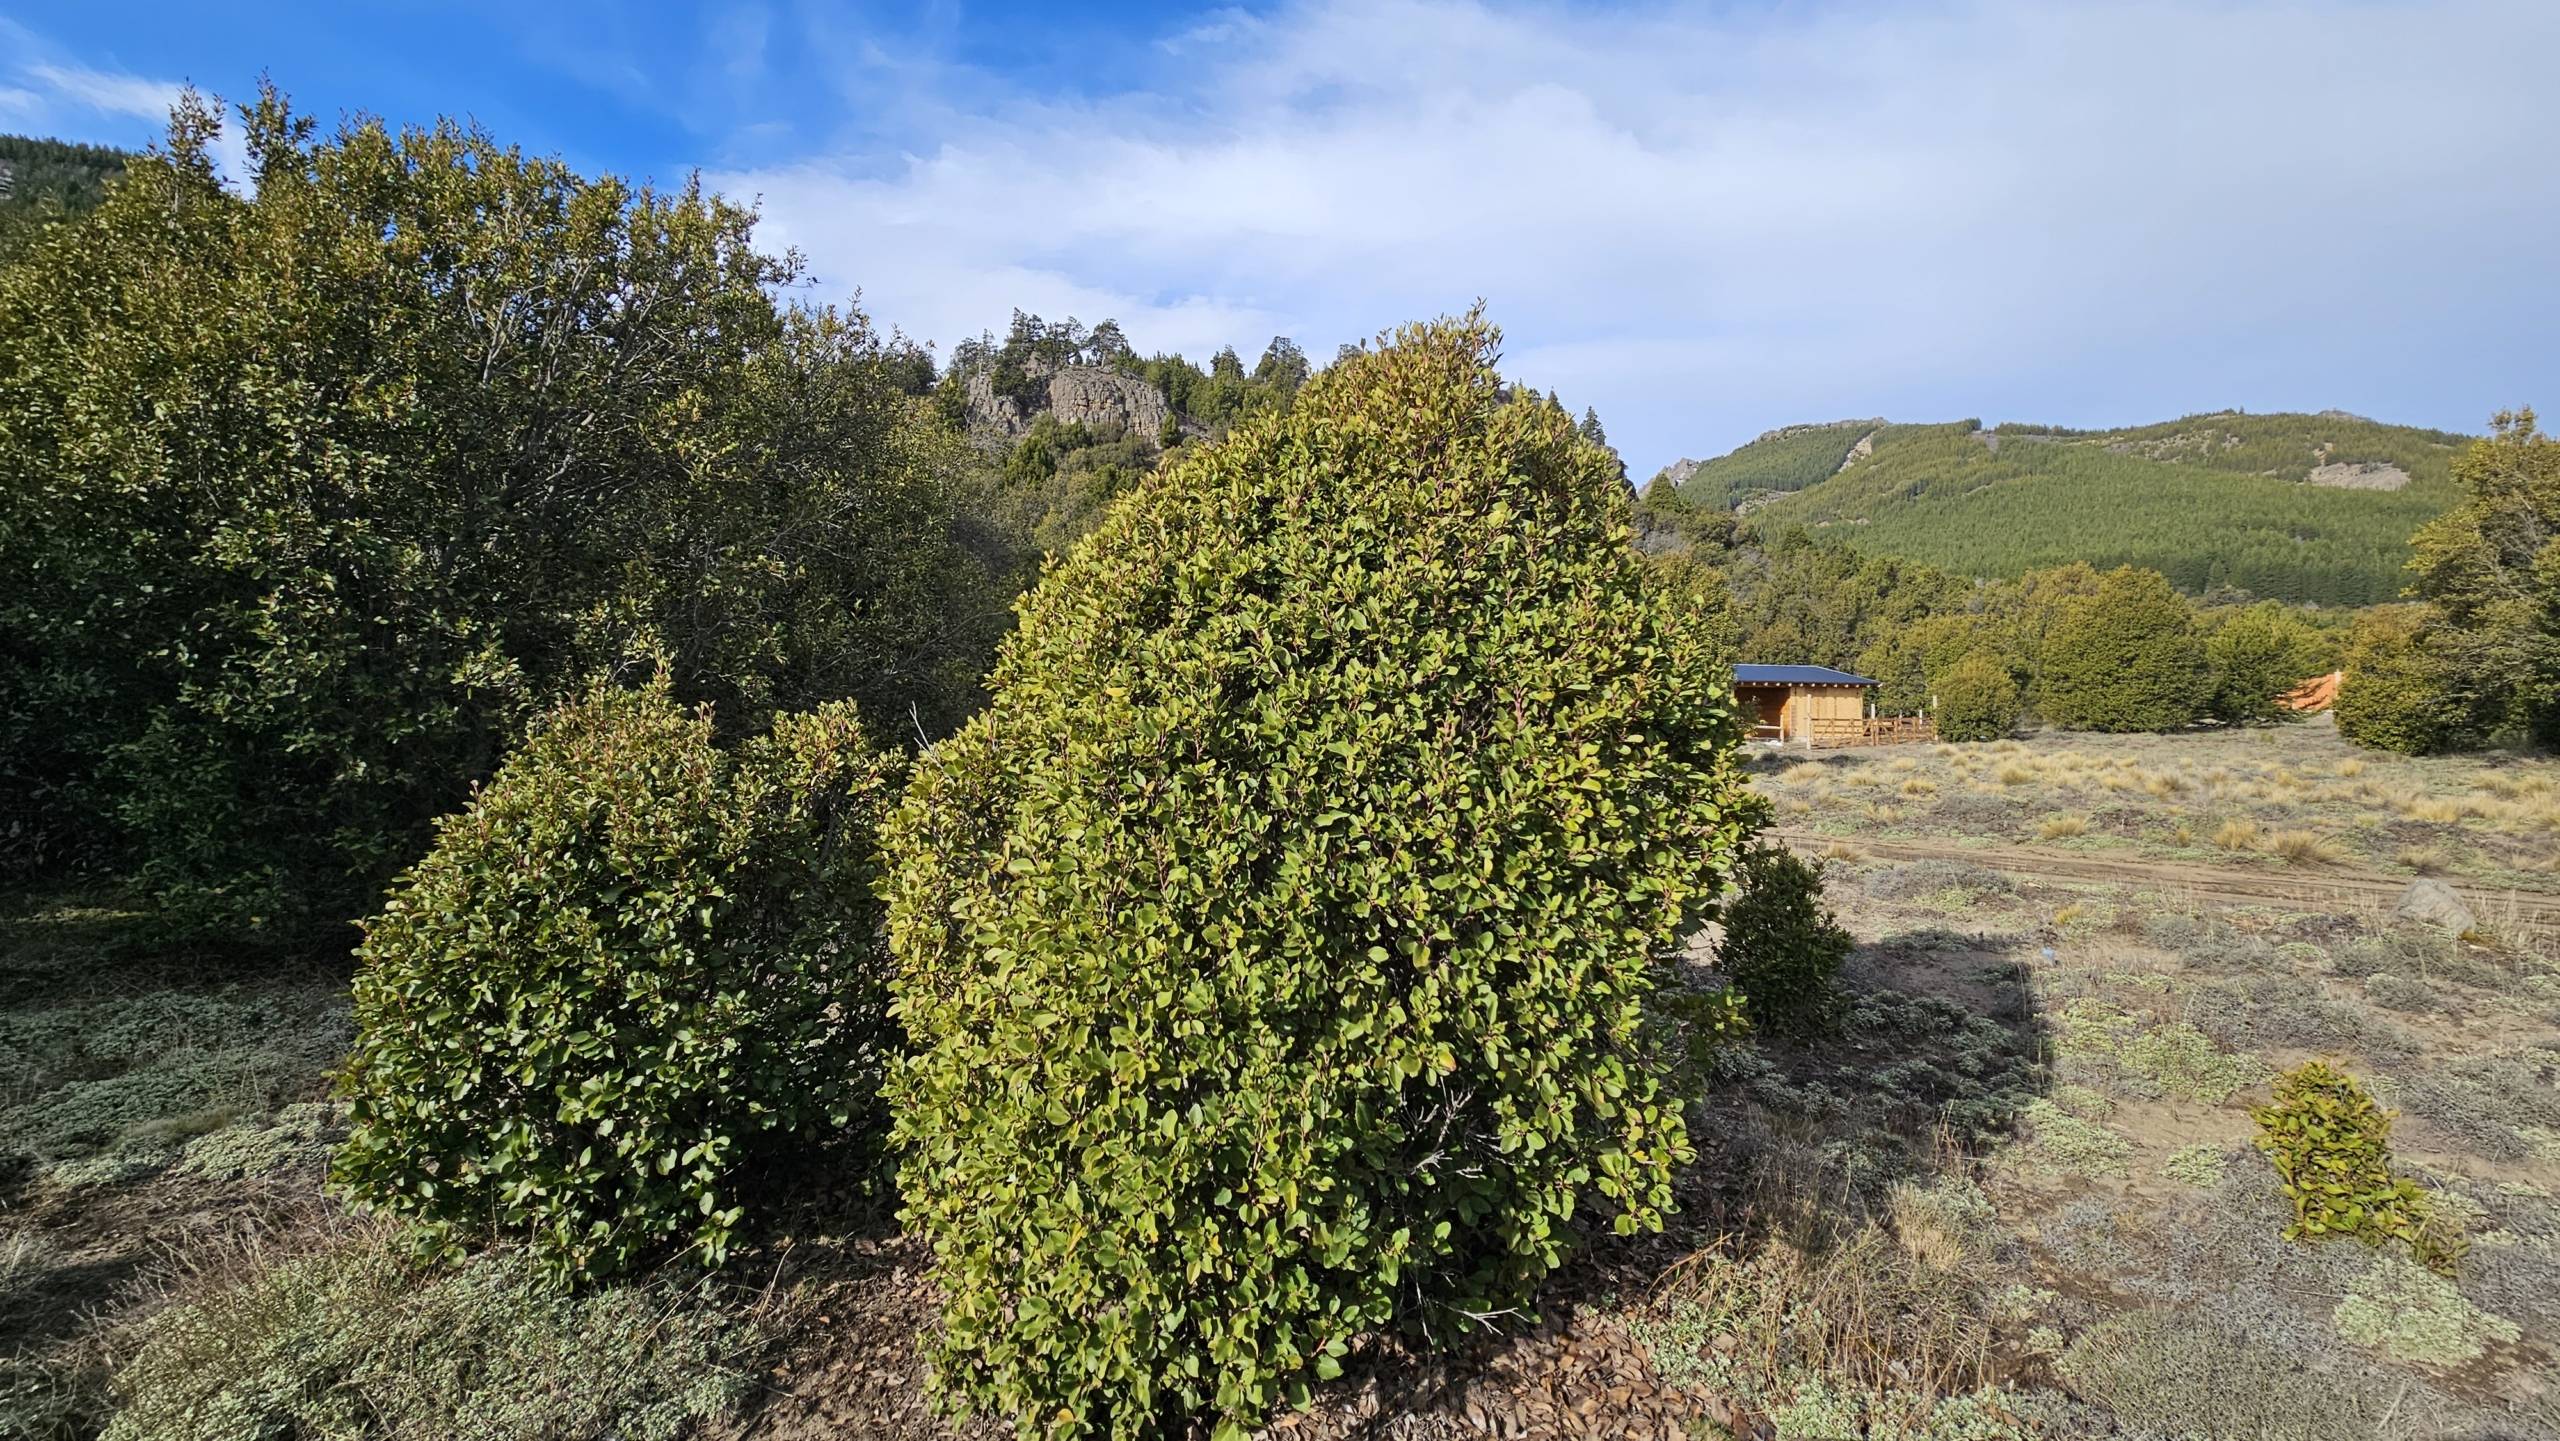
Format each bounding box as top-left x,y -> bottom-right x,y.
2250,1061 -> 2459,1269
882,315 -> 1758,1438
2203,603 -> 2331,726
0,92 -> 997,933
2334,607 -> 2471,755
332,676 -> 898,1280
1931,652 -> 2021,742
104,1234 -> 761,1440
2037,567 -> 2209,731
1715,845 -> 1852,1035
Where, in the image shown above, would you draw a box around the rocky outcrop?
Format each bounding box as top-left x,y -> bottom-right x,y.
2306,461 -> 2410,491
961,359 -> 1183,445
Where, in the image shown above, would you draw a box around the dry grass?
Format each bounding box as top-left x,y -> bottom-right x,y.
2211,818 -> 2262,851
1997,764 -> 2036,787
2396,845 -> 2450,875
1820,841 -> 1864,863
2402,796 -> 2465,824
2335,758 -> 2367,778
2265,829 -> 2344,865
2037,815 -> 2090,840
1900,778 -> 1938,798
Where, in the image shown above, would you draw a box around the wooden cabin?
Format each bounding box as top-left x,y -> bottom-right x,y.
1734,664 -> 1880,744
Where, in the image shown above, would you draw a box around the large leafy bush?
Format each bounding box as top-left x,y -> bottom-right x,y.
333,677 -> 898,1280
2037,566 -> 2208,732
0,91 -> 998,930
883,315 -> 1759,1438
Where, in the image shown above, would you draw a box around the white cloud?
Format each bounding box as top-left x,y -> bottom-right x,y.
726,0 -> 2558,475
9,57 -> 254,188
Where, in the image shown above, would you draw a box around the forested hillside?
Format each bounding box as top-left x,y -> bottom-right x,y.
1656,411 -> 2472,605
0,134 -> 131,248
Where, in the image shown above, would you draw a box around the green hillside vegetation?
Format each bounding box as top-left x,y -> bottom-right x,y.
1668,420 -> 1878,510
1671,411 -> 2471,606
0,134 -> 132,250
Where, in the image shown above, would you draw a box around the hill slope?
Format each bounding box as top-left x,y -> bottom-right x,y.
1659,411 -> 2470,606
0,135 -> 130,232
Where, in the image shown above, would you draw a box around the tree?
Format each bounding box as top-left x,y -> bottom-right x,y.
1578,406 -> 1629,488
2204,603 -> 2332,725
2405,409 -> 2559,747
882,314 -> 1758,1439
2335,607 -> 2470,755
1210,343 -> 1245,381
332,676 -> 901,1280
0,90 -> 1001,930
1934,652 -> 2023,741
2037,567 -> 2209,731
1252,335 -> 1309,391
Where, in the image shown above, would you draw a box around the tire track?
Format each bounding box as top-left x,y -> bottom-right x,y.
1771,830 -> 2560,931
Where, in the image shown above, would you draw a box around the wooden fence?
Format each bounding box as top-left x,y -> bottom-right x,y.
1805,715 -> 1937,748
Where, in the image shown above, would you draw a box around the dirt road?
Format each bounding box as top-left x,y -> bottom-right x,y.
1772,830 -> 2560,934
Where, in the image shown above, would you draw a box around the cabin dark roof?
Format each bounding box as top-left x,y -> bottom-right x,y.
1733,664 -> 1877,686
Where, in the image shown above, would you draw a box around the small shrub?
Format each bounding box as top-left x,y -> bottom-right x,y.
2364,973 -> 2440,1014
2331,1254 -> 2519,1367
1718,845 -> 1854,1036
2014,1099 -> 2132,1177
1932,654 -> 2020,743
103,1233 -> 763,1440
2163,1144 -> 2227,1188
2251,1061 -> 2460,1269
333,677 -> 900,1280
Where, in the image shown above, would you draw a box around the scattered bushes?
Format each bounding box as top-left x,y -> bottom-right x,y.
104,1232 -> 764,1440
333,677 -> 899,1281
1932,653 -> 2021,742
1716,845 -> 1853,1035
881,317 -> 1757,1438
2251,1061 -> 2459,1270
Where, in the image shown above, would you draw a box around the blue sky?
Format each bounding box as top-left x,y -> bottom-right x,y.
5,1 -> 2556,478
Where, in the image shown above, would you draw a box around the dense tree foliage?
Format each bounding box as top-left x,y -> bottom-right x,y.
2403,410 -> 2559,748
2038,568 -> 2209,732
2203,603 -> 2333,725
334,677 -> 899,1280
0,94 -> 1001,926
1934,653 -> 2022,741
1675,412 -> 2469,607
882,316 -> 1757,1438
2334,607 -> 2467,754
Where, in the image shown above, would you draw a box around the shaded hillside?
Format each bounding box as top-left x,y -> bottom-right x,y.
1661,411 -> 2471,606
0,135 -> 131,244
